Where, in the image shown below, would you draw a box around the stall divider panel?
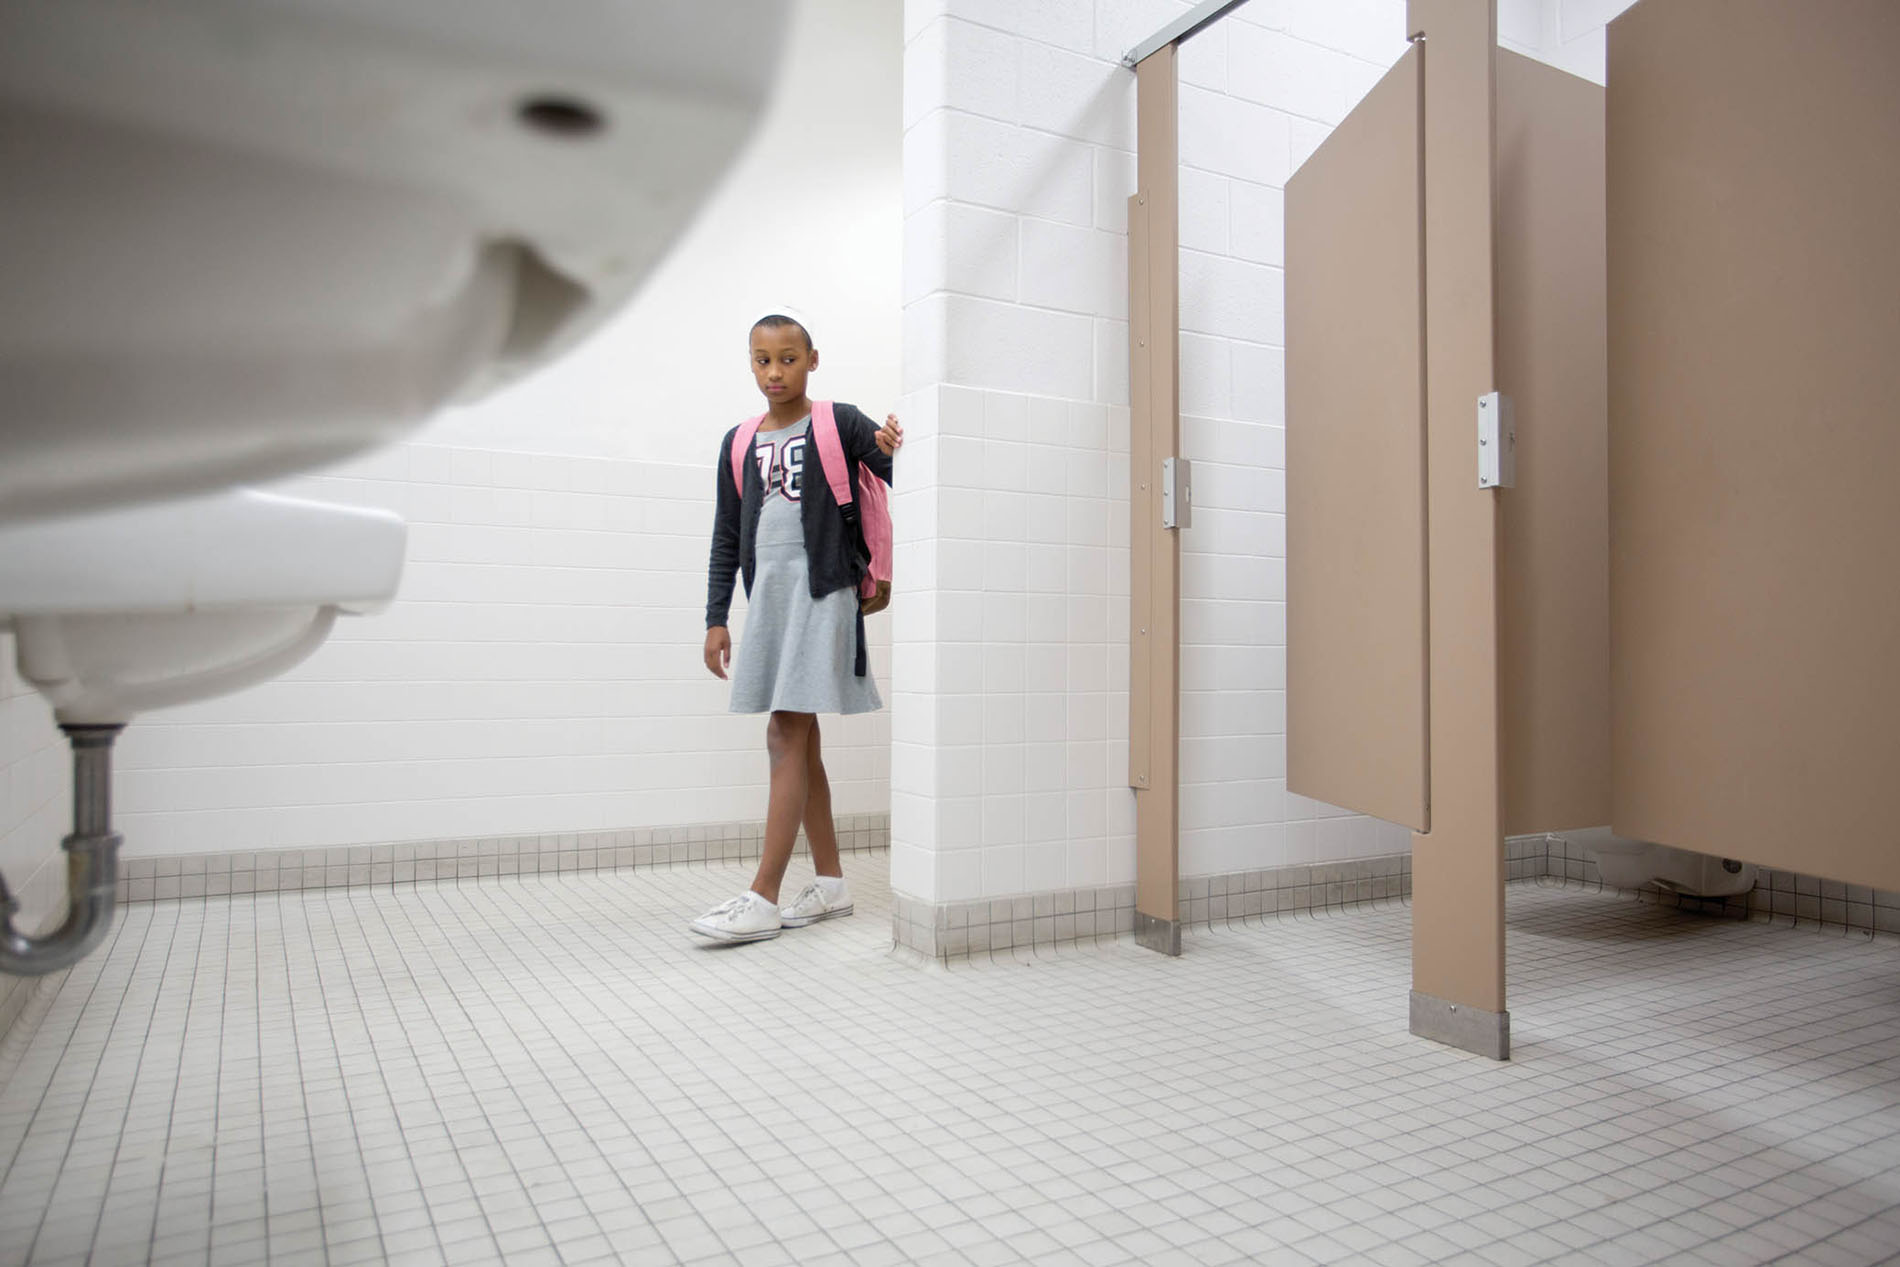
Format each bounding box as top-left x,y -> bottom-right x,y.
1607,0 -> 1900,891
1285,43 -> 1430,833
1495,50 -> 1611,838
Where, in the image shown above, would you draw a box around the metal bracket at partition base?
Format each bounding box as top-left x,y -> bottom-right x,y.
1411,991 -> 1510,1060
1135,911 -> 1183,956
0,725 -> 124,977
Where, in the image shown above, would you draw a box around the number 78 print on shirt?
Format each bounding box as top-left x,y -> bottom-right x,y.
755,433 -> 807,502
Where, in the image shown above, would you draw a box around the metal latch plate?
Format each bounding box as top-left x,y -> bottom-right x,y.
1162,457 -> 1192,529
1478,392 -> 1515,489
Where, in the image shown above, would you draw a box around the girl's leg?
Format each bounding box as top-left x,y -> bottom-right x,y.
751,710 -> 813,904
802,718 -> 843,880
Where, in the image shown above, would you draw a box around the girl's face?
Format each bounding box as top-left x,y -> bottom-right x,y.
750,324 -> 818,404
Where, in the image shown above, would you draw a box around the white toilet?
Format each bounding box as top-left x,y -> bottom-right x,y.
1566,827 -> 1758,898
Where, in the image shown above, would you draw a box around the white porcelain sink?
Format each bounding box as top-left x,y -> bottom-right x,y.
0,0 -> 781,522
0,489 -> 405,724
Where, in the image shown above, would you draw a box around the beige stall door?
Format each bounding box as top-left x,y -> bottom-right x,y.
1608,0 -> 1900,890
1496,50 -> 1610,837
1286,43 -> 1429,832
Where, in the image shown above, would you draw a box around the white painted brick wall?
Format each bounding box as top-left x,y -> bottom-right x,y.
105,444 -> 892,857
899,0 -> 1629,902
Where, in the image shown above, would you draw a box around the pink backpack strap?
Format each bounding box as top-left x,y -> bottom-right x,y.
729,413 -> 766,495
809,401 -> 853,507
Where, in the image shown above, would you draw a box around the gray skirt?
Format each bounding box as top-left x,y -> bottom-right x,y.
729,540 -> 882,715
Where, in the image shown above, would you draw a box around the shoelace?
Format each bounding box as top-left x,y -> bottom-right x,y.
706,894 -> 752,922
790,883 -> 824,911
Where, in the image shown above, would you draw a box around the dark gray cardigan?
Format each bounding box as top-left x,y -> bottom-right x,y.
704,402 -> 893,673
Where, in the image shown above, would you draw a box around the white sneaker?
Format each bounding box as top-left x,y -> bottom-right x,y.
689,891 -> 781,943
780,880 -> 853,928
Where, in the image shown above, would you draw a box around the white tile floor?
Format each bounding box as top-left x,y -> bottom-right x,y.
3,858 -> 1898,1267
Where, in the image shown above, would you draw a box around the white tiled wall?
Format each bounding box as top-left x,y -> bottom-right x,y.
106,444 -> 892,857
888,380 -> 1133,906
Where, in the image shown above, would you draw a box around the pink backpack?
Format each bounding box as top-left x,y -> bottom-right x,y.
730,401 -> 893,614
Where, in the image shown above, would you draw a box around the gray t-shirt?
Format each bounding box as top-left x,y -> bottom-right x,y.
752,415 -> 811,548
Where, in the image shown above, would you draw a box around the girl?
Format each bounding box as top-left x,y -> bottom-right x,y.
694,311 -> 902,943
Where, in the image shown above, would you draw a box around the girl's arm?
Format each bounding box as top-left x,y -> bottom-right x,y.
841,404 -> 896,487
705,429 -> 741,629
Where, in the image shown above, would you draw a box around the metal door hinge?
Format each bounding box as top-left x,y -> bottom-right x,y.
1162,457 -> 1192,529
1478,392 -> 1515,489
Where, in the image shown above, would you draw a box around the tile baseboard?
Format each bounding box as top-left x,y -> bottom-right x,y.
893,834 -> 1900,963
1530,832 -> 1900,936
892,852 -> 1417,961
891,884 -> 1140,960
109,814 -> 891,903
74,819 -> 1900,949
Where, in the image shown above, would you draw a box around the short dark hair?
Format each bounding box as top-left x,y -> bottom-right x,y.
751,313 -> 811,350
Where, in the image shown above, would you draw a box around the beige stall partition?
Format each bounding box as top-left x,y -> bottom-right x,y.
1286,43 -> 1428,833
1407,0 -> 1508,1059
1608,0 -> 1900,891
1495,51 -> 1610,837
1128,47 -> 1182,954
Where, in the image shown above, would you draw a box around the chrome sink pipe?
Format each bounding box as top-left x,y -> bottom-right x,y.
0,724 -> 123,976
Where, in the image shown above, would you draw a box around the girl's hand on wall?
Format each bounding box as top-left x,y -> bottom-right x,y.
875,413 -> 904,456
704,627 -> 731,679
